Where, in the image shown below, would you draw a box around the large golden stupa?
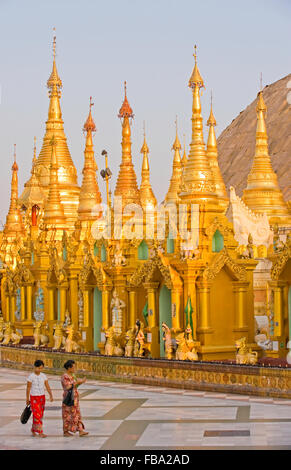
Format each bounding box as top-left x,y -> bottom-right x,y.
0,38 -> 290,361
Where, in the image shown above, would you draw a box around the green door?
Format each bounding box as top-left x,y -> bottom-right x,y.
159,285 -> 172,357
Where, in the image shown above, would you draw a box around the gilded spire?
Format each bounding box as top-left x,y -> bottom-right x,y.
43,135 -> 66,227
206,94 -> 228,209
78,98 -> 102,221
18,137 -> 45,208
188,45 -> 205,89
47,33 -> 62,92
33,136 -> 37,165
139,123 -> 157,211
31,31 -> 80,229
3,145 -> 25,238
114,82 -> 140,207
165,118 -> 183,204
118,81 -> 134,119
172,116 -> 182,154
181,134 -> 188,169
83,96 -> 96,133
242,89 -> 290,224
180,47 -> 217,205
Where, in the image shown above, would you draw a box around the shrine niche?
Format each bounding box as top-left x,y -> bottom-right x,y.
78,251 -> 112,351
196,248 -> 257,360
269,238 -> 291,355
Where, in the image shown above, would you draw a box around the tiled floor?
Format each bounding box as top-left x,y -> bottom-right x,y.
0,367 -> 291,450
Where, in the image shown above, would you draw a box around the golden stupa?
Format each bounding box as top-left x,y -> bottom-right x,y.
29,35 -> 80,229
242,90 -> 291,226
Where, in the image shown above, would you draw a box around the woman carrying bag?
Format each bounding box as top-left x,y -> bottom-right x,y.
26,359 -> 53,437
61,360 -> 88,437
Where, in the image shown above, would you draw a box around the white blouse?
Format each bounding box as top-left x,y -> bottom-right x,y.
27,372 -> 47,396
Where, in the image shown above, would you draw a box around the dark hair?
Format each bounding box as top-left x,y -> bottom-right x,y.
64,360 -> 75,370
34,360 -> 44,368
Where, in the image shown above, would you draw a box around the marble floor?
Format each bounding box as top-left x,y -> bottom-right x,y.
0,367 -> 291,450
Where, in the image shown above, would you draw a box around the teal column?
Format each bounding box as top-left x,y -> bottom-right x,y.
101,244 -> 107,262
167,236 -> 175,254
138,241 -> 148,260
159,285 -> 172,358
212,230 -> 224,253
93,288 -> 102,350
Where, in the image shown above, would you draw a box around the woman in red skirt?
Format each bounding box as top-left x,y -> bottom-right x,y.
61,360 -> 88,437
26,360 -> 53,438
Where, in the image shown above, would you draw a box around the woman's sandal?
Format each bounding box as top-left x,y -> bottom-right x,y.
63,432 -> 74,437
79,431 -> 89,436
39,434 -> 47,438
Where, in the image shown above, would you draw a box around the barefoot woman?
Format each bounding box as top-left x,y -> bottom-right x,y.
26,359 -> 53,438
61,360 -> 88,437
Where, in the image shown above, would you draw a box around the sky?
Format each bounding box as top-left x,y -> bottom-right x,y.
0,0 -> 290,225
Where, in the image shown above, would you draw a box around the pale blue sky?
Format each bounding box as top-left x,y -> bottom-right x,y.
0,0 -> 290,224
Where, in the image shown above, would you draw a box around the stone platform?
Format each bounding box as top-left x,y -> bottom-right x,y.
0,345 -> 290,399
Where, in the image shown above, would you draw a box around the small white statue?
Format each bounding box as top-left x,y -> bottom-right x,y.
110,290 -> 125,334
113,242 -> 126,266
181,233 -> 197,260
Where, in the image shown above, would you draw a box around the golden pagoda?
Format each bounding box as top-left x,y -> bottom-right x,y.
114,82 -> 140,208
242,89 -> 291,226
32,34 -> 80,229
139,125 -> 157,211
179,46 -> 218,207
165,118 -> 183,205
78,97 -> 102,225
206,95 -> 229,211
3,145 -> 25,242
18,137 -> 45,217
43,135 -> 66,231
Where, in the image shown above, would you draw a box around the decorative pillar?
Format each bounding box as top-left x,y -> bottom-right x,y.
128,289 -> 137,328
101,288 -> 111,330
83,289 -> 90,327
10,295 -> 16,322
48,287 -> 55,321
114,272 -> 127,333
26,285 -> 33,321
233,282 -> 249,333
69,276 -> 79,326
5,295 -> 10,321
270,281 -> 285,339
20,286 -> 26,321
144,281 -> 159,358
59,286 -> 67,322
171,288 -> 182,330
82,288 -> 93,351
197,280 -> 212,332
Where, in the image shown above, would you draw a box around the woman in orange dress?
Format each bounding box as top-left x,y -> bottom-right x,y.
61,360 -> 88,437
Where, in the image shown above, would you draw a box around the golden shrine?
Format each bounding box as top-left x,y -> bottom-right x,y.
0,37 -> 290,363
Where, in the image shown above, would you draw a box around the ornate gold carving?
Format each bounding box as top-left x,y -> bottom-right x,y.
47,246 -> 67,286
203,248 -> 247,281
271,237 -> 291,280
235,337 -> 258,365
13,263 -> 34,286
205,217 -> 233,238
33,322 -> 49,347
